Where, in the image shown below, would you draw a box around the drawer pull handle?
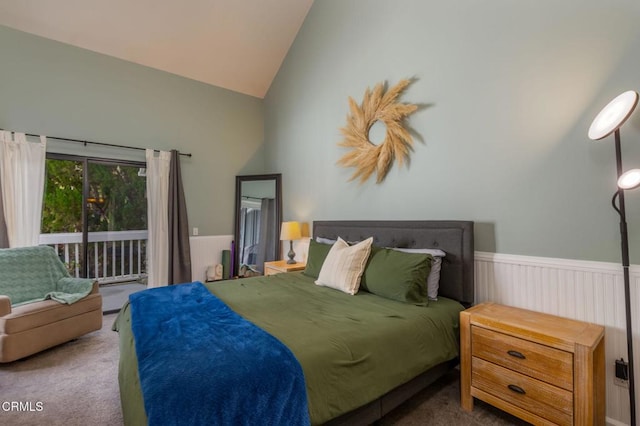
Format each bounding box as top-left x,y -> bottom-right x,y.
508,384 -> 526,395
507,350 -> 525,359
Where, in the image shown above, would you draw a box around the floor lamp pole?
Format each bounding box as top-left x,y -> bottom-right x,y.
614,129 -> 636,426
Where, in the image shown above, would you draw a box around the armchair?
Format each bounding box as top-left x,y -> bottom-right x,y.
0,246 -> 102,362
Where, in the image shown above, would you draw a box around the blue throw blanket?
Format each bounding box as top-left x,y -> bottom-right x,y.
129,282 -> 310,426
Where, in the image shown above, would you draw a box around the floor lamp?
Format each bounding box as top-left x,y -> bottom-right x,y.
588,90 -> 639,426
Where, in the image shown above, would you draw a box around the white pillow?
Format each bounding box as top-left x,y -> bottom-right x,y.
315,237 -> 373,295
391,248 -> 445,300
315,237 -> 336,245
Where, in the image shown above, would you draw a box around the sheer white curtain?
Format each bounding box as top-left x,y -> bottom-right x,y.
146,149 -> 170,288
0,131 -> 47,247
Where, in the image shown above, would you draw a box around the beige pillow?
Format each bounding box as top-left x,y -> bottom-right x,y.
315,237 -> 373,295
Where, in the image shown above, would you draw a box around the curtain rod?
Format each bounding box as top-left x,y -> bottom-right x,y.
0,128 -> 192,157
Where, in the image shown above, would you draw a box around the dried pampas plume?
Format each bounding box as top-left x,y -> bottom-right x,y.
337,79 -> 417,184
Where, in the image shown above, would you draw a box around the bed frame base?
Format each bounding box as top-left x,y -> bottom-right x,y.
325,359 -> 459,425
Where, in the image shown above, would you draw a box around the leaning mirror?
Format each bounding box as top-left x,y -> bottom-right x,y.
234,174 -> 282,277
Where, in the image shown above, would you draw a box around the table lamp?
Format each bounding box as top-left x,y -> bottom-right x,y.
280,221 -> 302,264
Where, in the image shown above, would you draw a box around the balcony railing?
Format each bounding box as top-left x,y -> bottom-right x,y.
39,230 -> 148,285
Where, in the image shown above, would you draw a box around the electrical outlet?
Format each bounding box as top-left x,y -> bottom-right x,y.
615,377 -> 629,388
192,227 -> 199,236
615,358 -> 629,388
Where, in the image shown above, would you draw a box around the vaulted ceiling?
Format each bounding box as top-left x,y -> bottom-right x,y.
0,0 -> 314,98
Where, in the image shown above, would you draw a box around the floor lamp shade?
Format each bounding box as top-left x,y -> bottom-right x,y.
588,90 -> 638,141
619,169 -> 640,190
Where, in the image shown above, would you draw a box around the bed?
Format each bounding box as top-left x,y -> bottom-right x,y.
113,220 -> 474,425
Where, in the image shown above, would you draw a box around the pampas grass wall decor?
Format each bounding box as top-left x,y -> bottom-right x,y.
337,79 -> 417,184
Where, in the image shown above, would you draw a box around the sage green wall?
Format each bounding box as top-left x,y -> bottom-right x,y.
0,25 -> 264,236
265,0 -> 640,263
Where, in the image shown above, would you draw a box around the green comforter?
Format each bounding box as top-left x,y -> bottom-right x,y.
113,272 -> 463,425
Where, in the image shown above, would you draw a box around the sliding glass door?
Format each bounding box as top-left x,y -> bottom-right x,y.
85,160 -> 147,283
41,154 -> 147,284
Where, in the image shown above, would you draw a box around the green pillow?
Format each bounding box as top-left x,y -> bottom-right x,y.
303,239 -> 334,279
361,247 -> 432,305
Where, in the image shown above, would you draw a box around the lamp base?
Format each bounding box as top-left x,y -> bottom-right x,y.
287,240 -> 296,264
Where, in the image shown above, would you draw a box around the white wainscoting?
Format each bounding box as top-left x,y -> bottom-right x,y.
475,251 -> 640,426
189,235 -> 233,282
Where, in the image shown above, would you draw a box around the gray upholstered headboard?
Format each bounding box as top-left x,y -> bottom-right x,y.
312,220 -> 474,307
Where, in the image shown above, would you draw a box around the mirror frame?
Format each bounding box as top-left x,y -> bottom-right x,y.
233,173 -> 282,277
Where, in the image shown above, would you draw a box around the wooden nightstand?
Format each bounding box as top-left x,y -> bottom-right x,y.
460,302 -> 605,426
263,260 -> 306,276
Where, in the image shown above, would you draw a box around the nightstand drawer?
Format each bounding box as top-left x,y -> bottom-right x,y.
264,267 -> 280,276
472,357 -> 573,426
471,325 -> 573,391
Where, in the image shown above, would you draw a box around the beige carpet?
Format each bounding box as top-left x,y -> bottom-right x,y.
0,313 -> 527,426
